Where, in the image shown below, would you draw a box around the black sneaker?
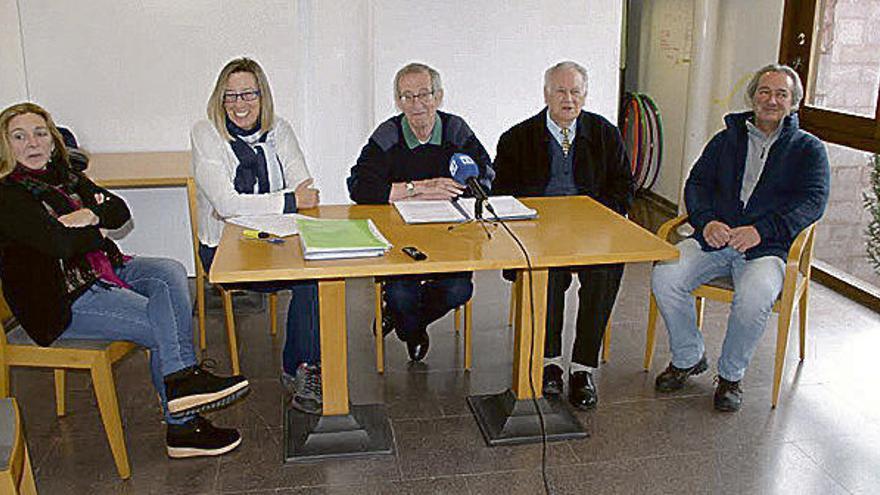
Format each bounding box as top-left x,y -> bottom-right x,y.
654,354 -> 708,392
166,415 -> 241,458
287,363 -> 323,415
714,376 -> 743,412
165,361 -> 249,417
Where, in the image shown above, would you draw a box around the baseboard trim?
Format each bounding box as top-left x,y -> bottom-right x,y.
812,260 -> 880,312
636,189 -> 677,217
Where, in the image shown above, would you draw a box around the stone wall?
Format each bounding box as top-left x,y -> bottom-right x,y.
810,0 -> 880,286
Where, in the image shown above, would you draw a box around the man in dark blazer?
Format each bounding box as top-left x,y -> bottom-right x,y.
493,61 -> 633,410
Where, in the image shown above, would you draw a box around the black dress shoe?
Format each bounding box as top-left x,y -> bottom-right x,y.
373,313 -> 395,338
406,332 -> 430,361
569,371 -> 597,410
542,364 -> 564,396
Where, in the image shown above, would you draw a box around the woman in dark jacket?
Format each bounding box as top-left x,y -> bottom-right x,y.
0,102 -> 248,458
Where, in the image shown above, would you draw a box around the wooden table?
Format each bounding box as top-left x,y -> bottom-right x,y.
211,196 -> 677,456
86,152 -> 208,350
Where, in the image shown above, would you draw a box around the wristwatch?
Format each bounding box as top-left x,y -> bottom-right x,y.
405,181 -> 416,197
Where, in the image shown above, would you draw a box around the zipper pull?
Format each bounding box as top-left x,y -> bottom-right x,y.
760,145 -> 767,160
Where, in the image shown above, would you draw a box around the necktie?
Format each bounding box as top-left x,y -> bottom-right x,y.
561,128 -> 571,157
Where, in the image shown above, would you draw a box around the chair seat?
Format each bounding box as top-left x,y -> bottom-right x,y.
0,398 -> 13,471
703,277 -> 733,291
696,273 -> 804,307
5,326 -> 116,351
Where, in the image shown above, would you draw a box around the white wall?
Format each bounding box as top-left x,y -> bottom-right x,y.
0,0 -> 27,104
370,1 -> 623,153
1,0 -> 624,269
634,0 -> 694,204
630,0 -> 785,205
708,0 -> 785,133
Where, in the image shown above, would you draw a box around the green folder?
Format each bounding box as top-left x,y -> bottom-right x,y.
296,218 -> 391,260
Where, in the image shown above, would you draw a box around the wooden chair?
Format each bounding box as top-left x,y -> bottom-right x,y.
213,278 -> 278,376
0,398 -> 37,494
193,235 -> 278,375
0,287 -> 136,479
187,180 -> 279,375
373,281 -> 472,373
507,278 -> 613,363
643,214 -> 817,408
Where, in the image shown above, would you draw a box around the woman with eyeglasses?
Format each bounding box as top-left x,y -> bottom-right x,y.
192,57 -> 322,414
0,102 -> 249,458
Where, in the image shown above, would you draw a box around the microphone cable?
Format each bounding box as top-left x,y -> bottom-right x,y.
484,202 -> 552,495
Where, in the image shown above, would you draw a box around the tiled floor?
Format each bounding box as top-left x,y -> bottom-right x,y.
13,251 -> 880,493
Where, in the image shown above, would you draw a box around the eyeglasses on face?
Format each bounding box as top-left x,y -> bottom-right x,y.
223,90 -> 261,103
398,90 -> 435,105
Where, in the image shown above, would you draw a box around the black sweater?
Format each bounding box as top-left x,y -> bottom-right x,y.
0,162 -> 130,345
493,108 -> 633,215
347,111 -> 493,204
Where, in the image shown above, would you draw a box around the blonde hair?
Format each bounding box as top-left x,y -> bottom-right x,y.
0,102 -> 69,179
207,57 -> 275,140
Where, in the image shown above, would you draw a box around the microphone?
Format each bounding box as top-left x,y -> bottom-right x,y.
449,153 -> 491,219
449,153 -> 489,202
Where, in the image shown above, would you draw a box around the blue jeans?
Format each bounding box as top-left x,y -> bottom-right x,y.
64,257 -> 197,424
199,244 -> 320,375
651,239 -> 784,381
383,272 -> 473,341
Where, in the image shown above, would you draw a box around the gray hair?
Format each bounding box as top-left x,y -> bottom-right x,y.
544,61 -> 589,93
394,62 -> 443,97
745,63 -> 804,111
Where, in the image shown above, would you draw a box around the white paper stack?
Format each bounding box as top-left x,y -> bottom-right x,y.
226,213 -> 308,237
393,196 -> 538,224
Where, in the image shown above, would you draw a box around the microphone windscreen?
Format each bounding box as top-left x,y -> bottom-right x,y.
449,153 -> 479,184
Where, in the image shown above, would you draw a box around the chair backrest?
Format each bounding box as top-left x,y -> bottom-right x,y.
791,223 -> 817,280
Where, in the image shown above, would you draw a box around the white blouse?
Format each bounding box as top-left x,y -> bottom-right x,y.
191,117 -> 311,247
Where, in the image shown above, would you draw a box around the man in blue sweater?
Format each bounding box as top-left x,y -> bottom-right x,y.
347,62 -> 493,362
652,64 -> 830,412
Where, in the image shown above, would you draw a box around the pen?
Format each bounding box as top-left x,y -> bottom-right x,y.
242,229 -> 285,243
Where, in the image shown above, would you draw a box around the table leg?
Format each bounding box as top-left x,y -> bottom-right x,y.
284,278 -> 393,461
467,268 -> 586,446
319,279 -> 349,415
511,269 -> 548,399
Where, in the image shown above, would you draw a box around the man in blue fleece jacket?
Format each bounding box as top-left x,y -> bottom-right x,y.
651,64 -> 830,412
